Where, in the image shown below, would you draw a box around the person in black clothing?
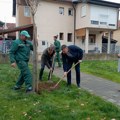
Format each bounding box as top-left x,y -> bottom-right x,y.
61,44 -> 83,88
39,45 -> 55,81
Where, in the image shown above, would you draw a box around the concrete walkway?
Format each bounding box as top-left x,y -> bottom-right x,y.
47,67 -> 120,107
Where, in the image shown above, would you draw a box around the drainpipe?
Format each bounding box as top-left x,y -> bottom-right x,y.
72,0 -> 78,45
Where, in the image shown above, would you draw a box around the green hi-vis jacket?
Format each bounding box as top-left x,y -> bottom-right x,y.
9,39 -> 33,63
54,40 -> 61,52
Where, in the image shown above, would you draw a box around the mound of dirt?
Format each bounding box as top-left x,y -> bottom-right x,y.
37,81 -> 59,93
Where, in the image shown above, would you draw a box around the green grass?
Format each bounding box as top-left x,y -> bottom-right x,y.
0,64 -> 120,120
81,60 -> 120,83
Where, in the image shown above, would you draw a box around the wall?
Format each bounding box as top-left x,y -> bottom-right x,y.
16,5 -> 32,26
83,53 -> 118,60
0,53 -> 33,64
76,3 -> 90,29
0,53 -> 119,64
76,3 -> 118,30
0,53 -> 9,64
113,29 -> 120,46
89,4 -> 118,29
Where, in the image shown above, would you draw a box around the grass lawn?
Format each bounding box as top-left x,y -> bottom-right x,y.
81,60 -> 120,83
0,64 -> 120,120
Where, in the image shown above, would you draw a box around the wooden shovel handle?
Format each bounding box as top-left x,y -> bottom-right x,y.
53,61 -> 81,88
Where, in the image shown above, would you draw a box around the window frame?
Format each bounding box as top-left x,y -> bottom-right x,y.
59,7 -> 64,15
67,33 -> 72,42
24,6 -> 31,17
59,33 -> 64,40
68,8 -> 73,16
81,5 -> 86,17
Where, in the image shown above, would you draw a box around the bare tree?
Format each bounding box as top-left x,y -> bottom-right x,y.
25,0 -> 40,92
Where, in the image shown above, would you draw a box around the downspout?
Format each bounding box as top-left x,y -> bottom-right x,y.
72,5 -> 76,45
116,8 -> 120,30
72,0 -> 78,45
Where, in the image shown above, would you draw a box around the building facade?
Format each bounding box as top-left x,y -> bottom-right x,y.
14,0 -> 120,53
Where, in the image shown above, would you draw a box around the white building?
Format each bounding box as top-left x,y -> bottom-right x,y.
14,0 -> 120,53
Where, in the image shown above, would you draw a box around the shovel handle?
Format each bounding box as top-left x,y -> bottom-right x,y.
53,61 -> 81,88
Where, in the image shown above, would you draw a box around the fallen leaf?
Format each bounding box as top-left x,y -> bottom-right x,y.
28,116 -> 32,119
86,117 -> 90,120
81,103 -> 84,106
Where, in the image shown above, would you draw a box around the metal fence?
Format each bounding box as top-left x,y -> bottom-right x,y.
0,40 -> 13,53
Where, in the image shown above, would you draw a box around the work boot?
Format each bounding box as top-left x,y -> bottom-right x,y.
13,85 -> 21,90
77,84 -> 81,89
26,87 -> 33,93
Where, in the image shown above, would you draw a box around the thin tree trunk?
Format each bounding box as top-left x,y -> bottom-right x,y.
32,16 -> 38,92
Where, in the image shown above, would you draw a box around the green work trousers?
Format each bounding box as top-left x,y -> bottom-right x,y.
55,52 -> 61,67
16,61 -> 32,89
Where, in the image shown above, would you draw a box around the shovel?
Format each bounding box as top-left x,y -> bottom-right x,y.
48,54 -> 56,81
51,60 -> 82,89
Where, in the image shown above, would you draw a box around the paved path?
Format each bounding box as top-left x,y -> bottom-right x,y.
47,67 -> 120,107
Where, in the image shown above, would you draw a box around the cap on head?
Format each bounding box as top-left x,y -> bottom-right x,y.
61,44 -> 67,50
20,30 -> 30,38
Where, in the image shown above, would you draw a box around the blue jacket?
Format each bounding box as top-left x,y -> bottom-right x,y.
62,45 -> 83,72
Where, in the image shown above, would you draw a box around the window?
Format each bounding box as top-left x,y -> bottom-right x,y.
81,5 -> 86,17
109,24 -> 115,26
91,20 -> 99,25
89,34 -> 96,45
100,22 -> 107,25
42,41 -> 45,45
24,6 -> 30,17
67,33 -> 72,42
59,7 -> 64,15
82,36 -> 85,44
68,8 -> 73,16
59,33 -> 64,40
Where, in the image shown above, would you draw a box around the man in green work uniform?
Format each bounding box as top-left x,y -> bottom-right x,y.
54,35 -> 61,67
9,30 -> 33,93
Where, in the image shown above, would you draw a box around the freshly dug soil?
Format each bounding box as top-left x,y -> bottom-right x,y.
37,81 -> 59,93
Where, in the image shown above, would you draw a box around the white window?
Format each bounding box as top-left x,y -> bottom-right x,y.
68,8 -> 73,16
24,6 -> 30,17
81,5 -> 86,17
59,7 -> 64,15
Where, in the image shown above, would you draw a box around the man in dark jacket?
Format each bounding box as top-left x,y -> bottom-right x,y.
61,44 -> 83,88
9,30 -> 33,92
39,45 -> 55,81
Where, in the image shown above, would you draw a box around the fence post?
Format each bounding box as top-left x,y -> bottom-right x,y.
118,47 -> 120,72
118,53 -> 120,72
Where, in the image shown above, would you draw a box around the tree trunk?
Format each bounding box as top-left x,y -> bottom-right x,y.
32,15 -> 38,92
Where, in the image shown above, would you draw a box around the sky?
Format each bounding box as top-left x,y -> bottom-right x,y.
0,0 -> 120,23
